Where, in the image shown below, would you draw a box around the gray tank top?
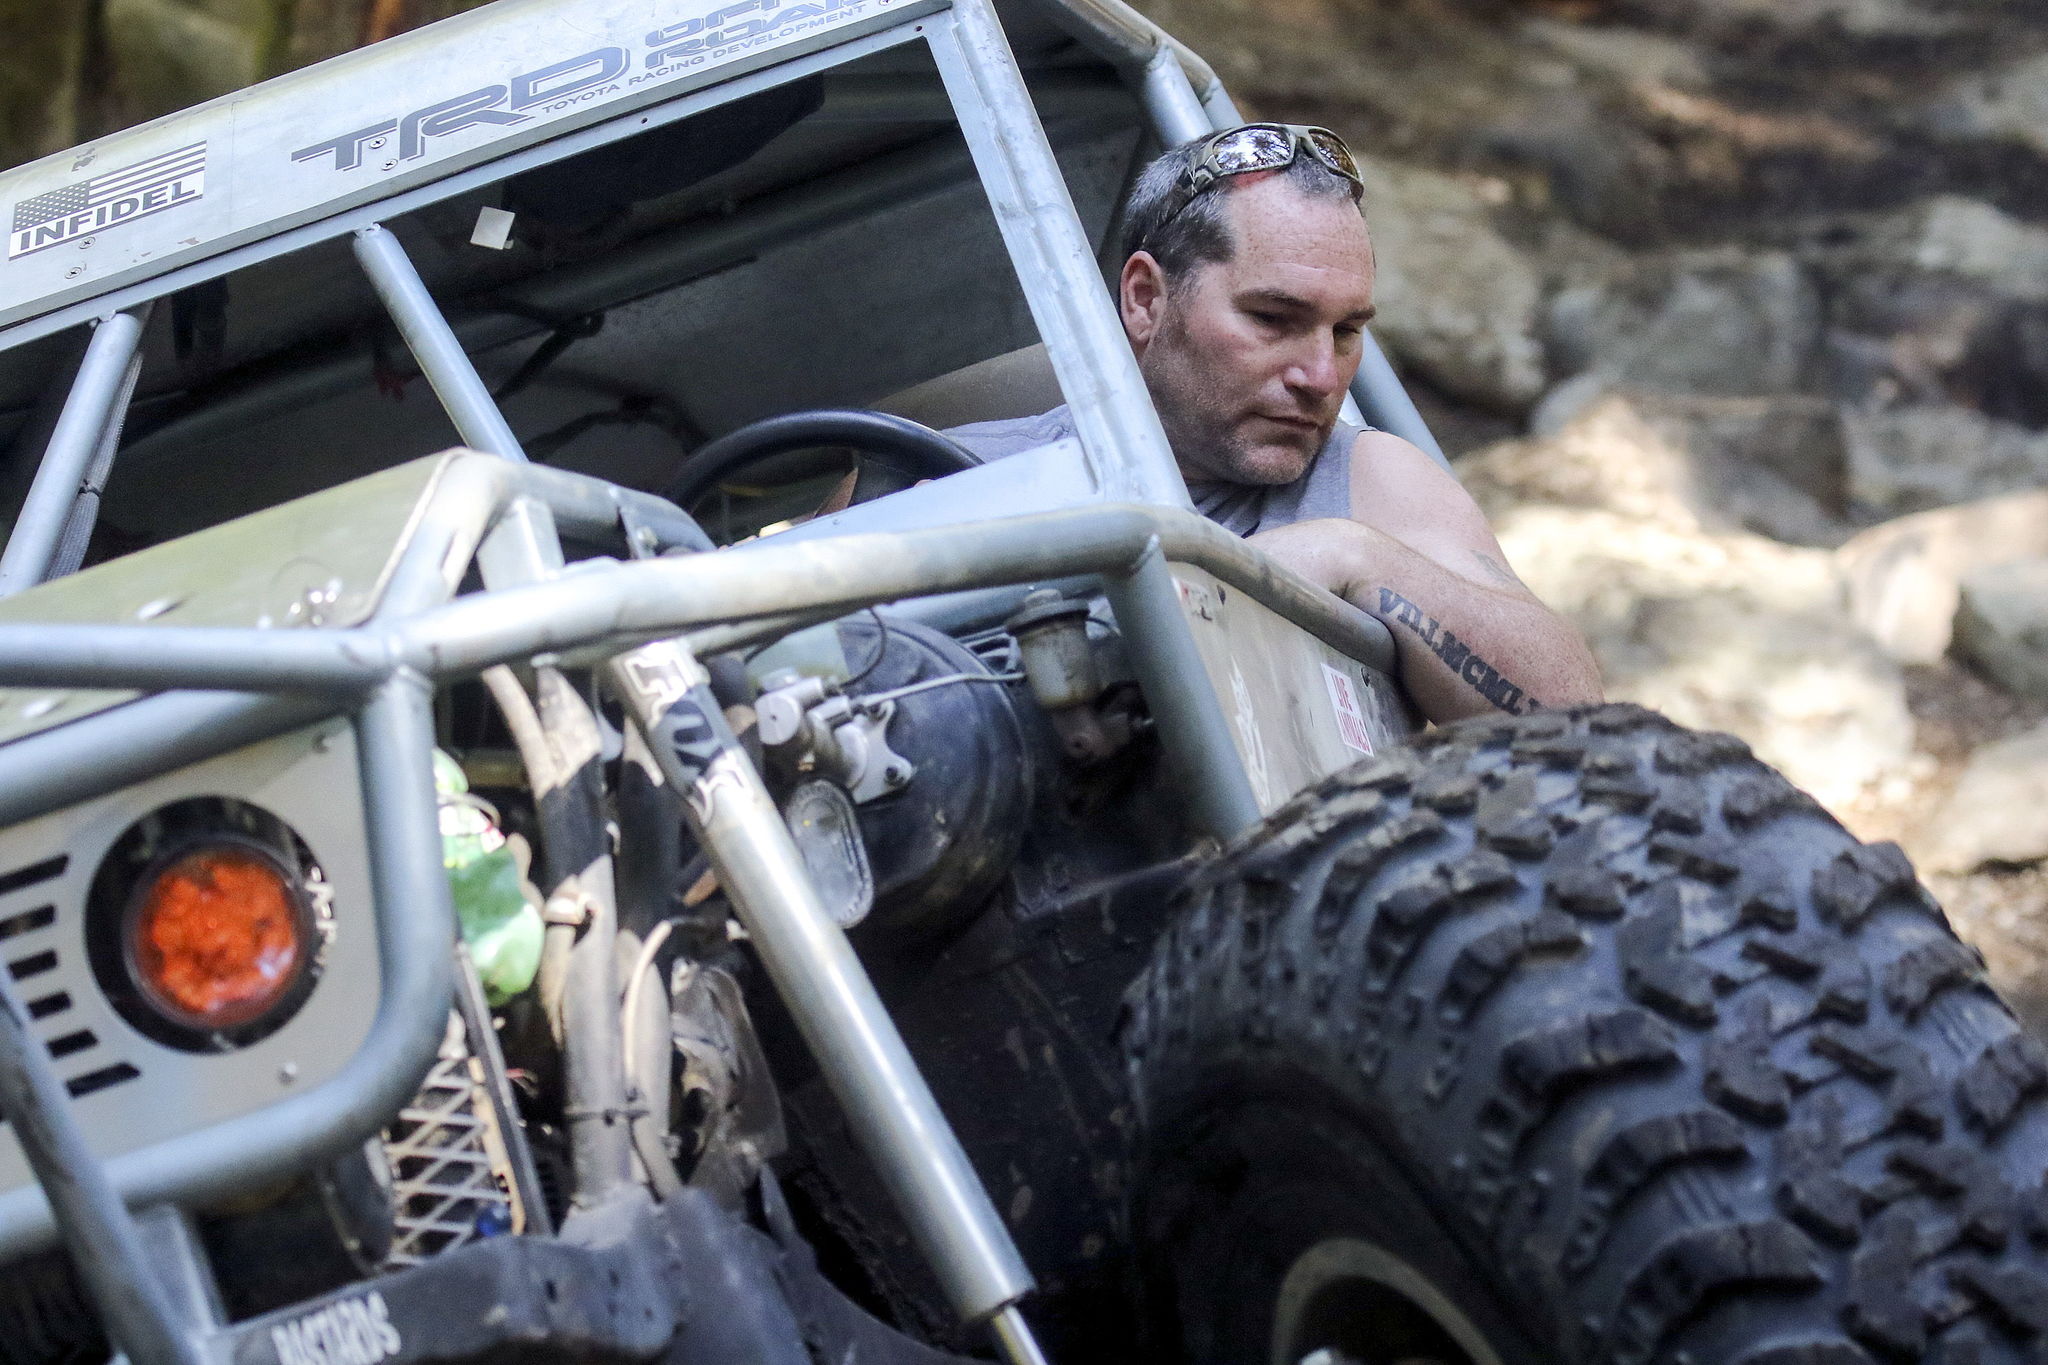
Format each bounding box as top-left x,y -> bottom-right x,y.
945,405 -> 1363,537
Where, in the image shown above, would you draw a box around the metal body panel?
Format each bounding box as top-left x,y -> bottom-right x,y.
0,722 -> 376,1200
1173,564 -> 1413,812
0,455 -> 452,747
769,438 -> 1098,542
0,0 -> 941,333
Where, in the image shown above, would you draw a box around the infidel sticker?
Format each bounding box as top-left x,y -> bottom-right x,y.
8,142 -> 206,259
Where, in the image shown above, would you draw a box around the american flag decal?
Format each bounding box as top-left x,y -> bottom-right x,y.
8,143 -> 206,260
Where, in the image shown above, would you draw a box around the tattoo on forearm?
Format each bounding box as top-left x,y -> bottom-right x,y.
1471,550 -> 1523,588
1377,587 -> 1539,715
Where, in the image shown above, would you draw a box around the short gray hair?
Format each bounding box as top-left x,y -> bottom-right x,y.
1117,135 -> 1361,286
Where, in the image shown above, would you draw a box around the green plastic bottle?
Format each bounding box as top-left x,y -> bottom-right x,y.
434,750 -> 544,1005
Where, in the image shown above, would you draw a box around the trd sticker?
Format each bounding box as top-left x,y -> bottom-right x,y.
268,1291 -> 402,1365
291,0 -> 865,174
1321,662 -> 1374,756
8,143 -> 206,259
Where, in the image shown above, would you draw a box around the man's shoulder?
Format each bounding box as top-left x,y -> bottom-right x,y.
944,405 -> 1075,462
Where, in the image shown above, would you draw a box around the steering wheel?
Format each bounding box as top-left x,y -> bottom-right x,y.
664,409 -> 984,510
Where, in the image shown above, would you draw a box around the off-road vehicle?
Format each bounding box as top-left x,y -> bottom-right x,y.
0,1 -> 2043,1362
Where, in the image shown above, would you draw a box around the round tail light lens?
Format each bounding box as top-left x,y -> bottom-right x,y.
127,843 -> 310,1031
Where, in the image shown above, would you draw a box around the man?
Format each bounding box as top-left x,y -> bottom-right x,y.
950,125 -> 1602,723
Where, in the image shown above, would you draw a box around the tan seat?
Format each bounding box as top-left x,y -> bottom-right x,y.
872,343 -> 1062,432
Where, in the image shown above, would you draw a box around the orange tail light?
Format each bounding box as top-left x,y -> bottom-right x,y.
128,844 -> 309,1031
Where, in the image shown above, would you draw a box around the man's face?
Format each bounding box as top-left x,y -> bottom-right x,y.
1120,172 -> 1377,486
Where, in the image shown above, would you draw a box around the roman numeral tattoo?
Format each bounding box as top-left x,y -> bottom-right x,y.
1376,587 -> 1540,716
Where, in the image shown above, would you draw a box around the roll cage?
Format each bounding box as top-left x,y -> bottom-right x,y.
0,1 -> 1441,1361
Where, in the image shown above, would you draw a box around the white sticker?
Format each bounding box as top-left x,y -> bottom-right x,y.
270,1291 -> 401,1365
1229,661 -> 1275,808
1321,663 -> 1374,756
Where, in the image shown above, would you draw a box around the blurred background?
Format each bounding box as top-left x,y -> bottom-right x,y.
6,0 -> 2048,1021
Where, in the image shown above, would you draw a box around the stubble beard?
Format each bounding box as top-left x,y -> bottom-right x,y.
1140,315 -> 1329,488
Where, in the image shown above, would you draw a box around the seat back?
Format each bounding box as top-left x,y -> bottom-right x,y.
873,344 -> 1063,431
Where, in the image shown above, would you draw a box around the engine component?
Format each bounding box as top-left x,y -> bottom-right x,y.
833,616 -> 1033,939
670,963 -> 785,1202
755,670 -> 915,803
1004,589 -> 1131,763
782,780 -> 875,928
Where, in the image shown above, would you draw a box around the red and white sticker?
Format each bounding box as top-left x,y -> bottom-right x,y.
1321,663 -> 1374,756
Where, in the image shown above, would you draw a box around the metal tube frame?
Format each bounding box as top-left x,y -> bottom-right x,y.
354,225 -> 527,462
0,305 -> 152,595
0,1 -> 1429,1359
607,638 -> 1033,1321
0,671 -> 456,1272
0,499 -> 1394,697
928,0 -> 1191,509
0,466 -> 1382,1267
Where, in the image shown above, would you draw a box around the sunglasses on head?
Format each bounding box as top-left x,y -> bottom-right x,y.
1155,124 -> 1365,231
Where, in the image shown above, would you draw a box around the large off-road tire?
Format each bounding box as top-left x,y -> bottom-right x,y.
1124,703 -> 2048,1365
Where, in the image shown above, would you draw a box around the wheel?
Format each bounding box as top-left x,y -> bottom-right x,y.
1124,702 -> 2048,1365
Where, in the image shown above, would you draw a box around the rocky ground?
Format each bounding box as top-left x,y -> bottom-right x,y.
1141,0 -> 2048,1025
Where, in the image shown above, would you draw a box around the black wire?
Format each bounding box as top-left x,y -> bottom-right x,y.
843,609 -> 890,690
737,608 -> 890,686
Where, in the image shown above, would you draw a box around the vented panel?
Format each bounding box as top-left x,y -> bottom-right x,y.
0,719 -> 379,1258
380,1016 -> 522,1268
0,856 -> 140,1114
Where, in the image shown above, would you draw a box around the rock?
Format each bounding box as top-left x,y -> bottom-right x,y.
1835,490 -> 2048,663
1924,725 -> 2048,871
1813,200 -> 2048,423
1523,19 -> 1707,91
1460,391 -> 1704,528
1955,558 -> 2048,701
1467,388 -> 1848,546
1461,396 -> 1910,810
1494,504 -> 1913,812
1354,155 -> 1550,414
1839,403 -> 2048,521
1930,51 -> 2048,158
1633,0 -> 1965,35
1855,197 -> 2048,304
1543,249 -> 1822,398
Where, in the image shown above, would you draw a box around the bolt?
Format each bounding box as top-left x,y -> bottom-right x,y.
64,267 -> 83,279
278,1062 -> 299,1084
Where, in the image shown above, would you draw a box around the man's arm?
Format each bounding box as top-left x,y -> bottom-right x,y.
1249,430 -> 1603,722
